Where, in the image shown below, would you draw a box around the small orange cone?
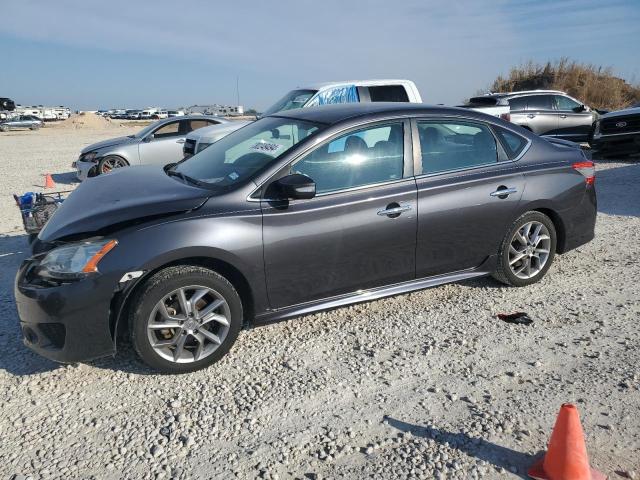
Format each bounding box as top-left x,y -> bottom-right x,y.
44,173 -> 55,189
529,403 -> 607,480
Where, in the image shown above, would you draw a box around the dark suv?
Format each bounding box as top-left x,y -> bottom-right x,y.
15,103 -> 597,373
468,90 -> 597,143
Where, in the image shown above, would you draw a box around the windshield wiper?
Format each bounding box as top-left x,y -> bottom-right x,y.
166,169 -> 209,188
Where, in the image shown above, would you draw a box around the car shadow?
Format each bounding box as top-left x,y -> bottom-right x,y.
594,161 -> 640,217
51,171 -> 80,186
0,233 -> 61,375
384,416 -> 541,478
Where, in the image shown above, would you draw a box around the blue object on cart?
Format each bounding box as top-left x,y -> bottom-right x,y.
18,192 -> 35,209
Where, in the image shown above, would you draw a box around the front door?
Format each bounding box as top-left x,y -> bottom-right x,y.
553,95 -> 594,142
262,120 -> 417,309
138,119 -> 187,166
413,118 -> 525,277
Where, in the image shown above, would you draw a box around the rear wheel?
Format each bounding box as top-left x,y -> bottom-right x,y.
493,211 -> 557,287
98,155 -> 128,174
130,266 -> 242,373
0,125 -> 8,132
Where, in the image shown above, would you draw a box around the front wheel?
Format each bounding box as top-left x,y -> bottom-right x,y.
129,266 -> 243,373
98,155 -> 129,174
493,211 -> 557,287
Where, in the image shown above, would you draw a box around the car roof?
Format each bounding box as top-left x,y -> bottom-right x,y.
300,79 -> 415,91
476,90 -> 567,99
157,114 -> 228,124
268,102 -> 489,125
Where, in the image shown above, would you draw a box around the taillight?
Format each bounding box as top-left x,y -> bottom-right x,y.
500,112 -> 511,122
572,160 -> 595,185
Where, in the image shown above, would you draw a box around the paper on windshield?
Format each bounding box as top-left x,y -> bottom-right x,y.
249,140 -> 284,156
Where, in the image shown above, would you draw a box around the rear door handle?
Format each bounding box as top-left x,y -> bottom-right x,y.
176,138 -> 186,144
377,204 -> 412,217
490,187 -> 518,198
527,114 -> 536,119
559,114 -> 567,119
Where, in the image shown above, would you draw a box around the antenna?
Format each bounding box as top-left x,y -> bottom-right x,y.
236,76 -> 240,106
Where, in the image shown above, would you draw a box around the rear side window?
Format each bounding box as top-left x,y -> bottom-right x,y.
493,126 -> 528,159
368,85 -> 410,102
508,97 -> 528,111
418,121 -> 498,174
526,95 -> 553,111
188,119 -> 219,131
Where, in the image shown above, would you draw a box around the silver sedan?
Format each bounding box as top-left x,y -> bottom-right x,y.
0,115 -> 44,132
74,115 -> 226,181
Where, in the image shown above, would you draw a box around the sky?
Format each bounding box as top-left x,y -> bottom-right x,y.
1,0 -> 639,111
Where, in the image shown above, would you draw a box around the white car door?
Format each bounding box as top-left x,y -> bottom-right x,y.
138,120 -> 187,166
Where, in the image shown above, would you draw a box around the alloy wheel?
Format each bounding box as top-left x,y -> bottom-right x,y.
146,285 -> 231,363
508,221 -> 551,280
100,157 -> 127,173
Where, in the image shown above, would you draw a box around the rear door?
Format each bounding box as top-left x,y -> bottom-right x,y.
553,95 -> 593,142
522,95 -> 558,136
413,118 -> 526,277
262,120 -> 417,308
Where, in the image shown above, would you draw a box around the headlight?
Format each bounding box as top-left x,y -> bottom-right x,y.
196,142 -> 212,153
80,151 -> 99,162
593,121 -> 601,137
38,239 -> 117,280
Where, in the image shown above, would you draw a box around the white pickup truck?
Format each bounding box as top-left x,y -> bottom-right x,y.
183,79 -> 422,157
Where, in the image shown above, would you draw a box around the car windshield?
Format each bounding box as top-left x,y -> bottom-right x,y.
262,89 -> 317,116
173,117 -> 322,188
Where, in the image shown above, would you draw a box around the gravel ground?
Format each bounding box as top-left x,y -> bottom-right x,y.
0,126 -> 638,480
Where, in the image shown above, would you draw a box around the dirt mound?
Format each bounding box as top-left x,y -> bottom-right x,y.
54,112 -> 120,130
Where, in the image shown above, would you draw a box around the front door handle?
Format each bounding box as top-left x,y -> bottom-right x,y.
559,114 -> 567,119
490,187 -> 518,198
377,204 -> 412,218
527,114 -> 536,119
176,138 -> 186,144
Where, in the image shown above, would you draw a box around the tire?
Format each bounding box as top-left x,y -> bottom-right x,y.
98,155 -> 129,175
129,265 -> 243,373
0,125 -> 8,132
493,211 -> 557,287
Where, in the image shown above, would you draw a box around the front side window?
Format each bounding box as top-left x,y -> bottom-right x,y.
305,85 -> 359,107
554,95 -> 581,111
292,123 -> 404,194
262,89 -> 317,116
153,121 -> 181,139
175,117 -> 322,188
418,121 -> 498,174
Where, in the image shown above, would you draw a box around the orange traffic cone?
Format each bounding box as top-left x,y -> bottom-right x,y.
529,403 -> 606,480
44,173 -> 55,189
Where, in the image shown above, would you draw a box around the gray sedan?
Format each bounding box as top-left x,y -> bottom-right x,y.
0,115 -> 44,132
74,115 -> 226,180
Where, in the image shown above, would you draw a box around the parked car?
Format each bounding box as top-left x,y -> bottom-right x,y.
463,90 -> 598,143
184,79 -> 423,157
0,115 -> 44,132
153,110 -> 169,120
167,110 -> 185,117
73,115 -> 224,180
182,120 -> 251,158
18,103 -> 597,373
127,110 -> 143,120
591,104 -> 640,157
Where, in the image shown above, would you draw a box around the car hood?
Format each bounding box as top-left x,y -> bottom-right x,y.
600,106 -> 640,119
186,121 -> 250,143
39,166 -> 210,242
80,135 -> 138,154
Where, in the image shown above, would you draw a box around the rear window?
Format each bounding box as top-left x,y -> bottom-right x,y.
493,126 -> 528,159
467,97 -> 499,107
368,85 -> 410,102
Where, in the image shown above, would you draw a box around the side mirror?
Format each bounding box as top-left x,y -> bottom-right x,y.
574,104 -> 586,113
144,134 -> 154,142
275,174 -> 316,200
